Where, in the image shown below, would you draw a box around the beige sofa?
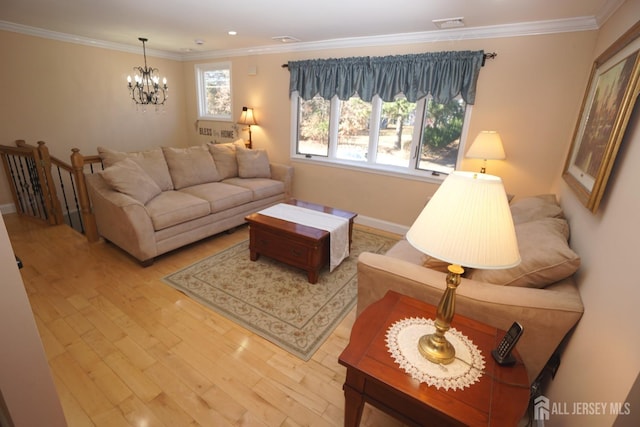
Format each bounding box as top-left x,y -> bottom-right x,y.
357,195 -> 584,384
84,141 -> 293,265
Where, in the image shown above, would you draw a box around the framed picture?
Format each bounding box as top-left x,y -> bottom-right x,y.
563,21 -> 640,213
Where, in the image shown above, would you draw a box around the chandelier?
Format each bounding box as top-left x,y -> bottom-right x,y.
127,37 -> 168,109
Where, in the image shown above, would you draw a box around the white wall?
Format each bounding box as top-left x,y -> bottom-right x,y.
548,2 -> 640,426
0,214 -> 67,426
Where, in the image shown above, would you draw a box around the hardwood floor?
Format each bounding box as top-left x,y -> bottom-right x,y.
5,214 -> 405,427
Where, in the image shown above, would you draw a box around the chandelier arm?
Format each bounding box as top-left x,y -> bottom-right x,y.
127,37 -> 167,107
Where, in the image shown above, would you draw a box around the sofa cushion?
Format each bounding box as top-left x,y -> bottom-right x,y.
97,146 -> 173,191
144,191 -> 211,230
179,182 -> 253,213
162,145 -> 221,189
236,148 -> 271,178
221,177 -> 284,200
468,217 -> 580,288
510,194 -> 563,225
100,158 -> 162,205
208,142 -> 239,179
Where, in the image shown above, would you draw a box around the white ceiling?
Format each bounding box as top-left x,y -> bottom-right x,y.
0,0 -> 624,59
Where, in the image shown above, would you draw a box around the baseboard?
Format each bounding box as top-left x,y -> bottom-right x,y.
0,203 -> 16,215
0,202 -> 408,236
354,214 -> 408,236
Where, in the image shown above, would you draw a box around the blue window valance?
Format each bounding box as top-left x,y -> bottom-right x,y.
288,50 -> 485,105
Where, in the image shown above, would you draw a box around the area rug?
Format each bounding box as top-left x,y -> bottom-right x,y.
162,229 -> 398,360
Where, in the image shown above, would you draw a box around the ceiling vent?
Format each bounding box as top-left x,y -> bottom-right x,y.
432,17 -> 465,29
272,35 -> 301,43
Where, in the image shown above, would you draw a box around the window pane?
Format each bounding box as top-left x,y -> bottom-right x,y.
336,97 -> 371,161
376,96 -> 416,167
204,69 -> 231,117
196,62 -> 232,120
297,96 -> 330,156
417,97 -> 466,174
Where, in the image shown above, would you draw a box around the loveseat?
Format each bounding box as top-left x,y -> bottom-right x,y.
82,141 -> 293,265
357,195 -> 584,384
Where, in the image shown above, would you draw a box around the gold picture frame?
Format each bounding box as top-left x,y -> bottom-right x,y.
563,21 -> 640,213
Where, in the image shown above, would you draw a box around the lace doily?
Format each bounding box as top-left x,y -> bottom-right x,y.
385,317 -> 485,391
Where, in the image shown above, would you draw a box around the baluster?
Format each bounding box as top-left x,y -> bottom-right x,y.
6,155 -> 27,214
68,169 -> 85,233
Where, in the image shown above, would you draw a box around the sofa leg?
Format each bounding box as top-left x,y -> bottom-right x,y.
140,258 -> 155,267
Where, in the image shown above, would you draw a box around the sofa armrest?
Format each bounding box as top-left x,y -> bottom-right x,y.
357,251 -> 584,383
85,174 -> 158,263
270,163 -> 293,198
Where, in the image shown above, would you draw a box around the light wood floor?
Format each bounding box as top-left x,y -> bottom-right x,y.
6,214 -> 405,427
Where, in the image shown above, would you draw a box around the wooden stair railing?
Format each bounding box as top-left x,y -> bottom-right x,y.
1,140 -> 61,225
0,140 -> 100,242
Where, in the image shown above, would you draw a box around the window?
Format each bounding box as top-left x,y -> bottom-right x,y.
292,92 -> 470,177
195,62 -> 232,120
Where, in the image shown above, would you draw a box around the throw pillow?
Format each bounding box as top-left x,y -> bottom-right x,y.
97,146 -> 173,191
510,194 -> 564,225
236,148 -> 271,178
208,142 -> 238,179
100,158 -> 162,204
233,138 -> 247,149
468,217 -> 580,288
162,145 -> 221,189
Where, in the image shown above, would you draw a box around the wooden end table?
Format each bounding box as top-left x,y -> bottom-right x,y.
339,291 -> 530,426
245,199 -> 357,284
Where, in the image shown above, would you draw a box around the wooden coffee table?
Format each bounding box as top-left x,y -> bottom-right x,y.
339,291 -> 530,426
245,199 -> 357,284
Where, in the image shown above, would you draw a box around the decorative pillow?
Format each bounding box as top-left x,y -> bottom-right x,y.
100,158 -> 162,204
233,138 -> 247,149
510,194 -> 564,225
97,146 -> 173,191
236,148 -> 271,178
208,142 -> 238,179
468,217 -> 580,288
162,145 -> 220,189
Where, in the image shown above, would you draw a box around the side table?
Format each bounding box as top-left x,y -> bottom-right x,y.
338,291 -> 529,426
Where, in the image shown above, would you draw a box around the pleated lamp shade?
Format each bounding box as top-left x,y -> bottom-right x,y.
406,171 -> 520,269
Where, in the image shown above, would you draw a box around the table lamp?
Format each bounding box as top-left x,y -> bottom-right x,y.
238,106 -> 257,148
466,131 -> 506,173
406,171 -> 520,364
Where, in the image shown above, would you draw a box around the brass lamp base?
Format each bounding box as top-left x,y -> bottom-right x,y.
418,264 -> 464,365
418,333 -> 456,364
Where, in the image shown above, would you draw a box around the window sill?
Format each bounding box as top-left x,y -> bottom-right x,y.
290,156 -> 447,184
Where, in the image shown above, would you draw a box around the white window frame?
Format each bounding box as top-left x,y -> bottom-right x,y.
290,92 -> 472,181
195,62 -> 233,121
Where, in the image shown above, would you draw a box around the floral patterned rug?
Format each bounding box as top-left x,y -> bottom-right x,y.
162,229 -> 397,360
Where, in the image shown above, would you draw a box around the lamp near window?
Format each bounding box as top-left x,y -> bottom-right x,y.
466,131 -> 506,173
238,107 -> 257,148
406,171 -> 520,364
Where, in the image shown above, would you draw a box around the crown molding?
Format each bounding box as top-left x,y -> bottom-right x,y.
595,0 -> 626,27
0,20 -> 183,60
181,16 -> 598,60
1,16 -> 598,62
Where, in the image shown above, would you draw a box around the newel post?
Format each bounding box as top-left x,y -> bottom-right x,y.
71,148 -> 99,242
